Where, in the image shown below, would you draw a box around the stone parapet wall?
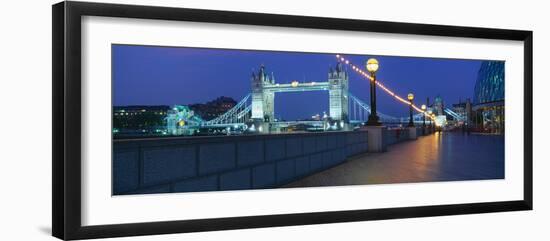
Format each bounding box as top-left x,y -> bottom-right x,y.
113,131 -> 368,195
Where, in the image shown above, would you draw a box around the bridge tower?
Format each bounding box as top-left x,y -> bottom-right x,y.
328,62 -> 349,122
251,65 -> 275,122
434,95 -> 444,116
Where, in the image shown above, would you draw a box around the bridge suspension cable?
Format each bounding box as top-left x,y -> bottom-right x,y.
203,94 -> 252,126
444,108 -> 466,121
336,54 -> 435,120
348,93 -> 401,123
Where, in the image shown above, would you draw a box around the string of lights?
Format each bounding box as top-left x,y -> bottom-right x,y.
335,54 -> 434,120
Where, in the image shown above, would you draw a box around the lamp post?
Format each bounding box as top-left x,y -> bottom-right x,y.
421,104 -> 426,134
407,93 -> 414,127
366,58 -> 380,126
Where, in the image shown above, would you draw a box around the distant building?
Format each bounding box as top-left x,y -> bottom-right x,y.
113,105 -> 170,136
451,98 -> 472,124
189,96 -> 237,121
472,61 -> 505,134
452,102 -> 465,116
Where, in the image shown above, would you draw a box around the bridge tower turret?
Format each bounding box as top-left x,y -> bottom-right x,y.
251,65 -> 275,123
434,95 -> 444,116
328,62 -> 349,122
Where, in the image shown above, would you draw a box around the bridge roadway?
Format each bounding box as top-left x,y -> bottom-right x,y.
285,132 -> 504,187
202,120 -> 428,128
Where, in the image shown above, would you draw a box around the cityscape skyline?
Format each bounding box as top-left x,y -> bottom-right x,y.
113,45 -> 485,120
111,46 -> 506,196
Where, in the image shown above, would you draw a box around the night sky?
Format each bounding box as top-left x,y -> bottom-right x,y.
112,45 -> 483,119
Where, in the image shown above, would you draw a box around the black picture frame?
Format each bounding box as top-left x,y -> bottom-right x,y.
52,1 -> 533,240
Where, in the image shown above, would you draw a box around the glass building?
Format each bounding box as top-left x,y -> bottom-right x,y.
472,61 -> 505,134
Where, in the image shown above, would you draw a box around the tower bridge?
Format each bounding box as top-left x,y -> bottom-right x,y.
251,63 -> 348,123
166,62 -> 455,135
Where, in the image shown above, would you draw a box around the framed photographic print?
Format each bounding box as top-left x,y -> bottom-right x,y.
52,1 -> 533,240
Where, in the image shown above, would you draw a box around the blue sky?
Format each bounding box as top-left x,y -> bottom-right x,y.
112,45 -> 484,119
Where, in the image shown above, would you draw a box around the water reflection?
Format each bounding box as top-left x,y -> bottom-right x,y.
286,132 -> 505,188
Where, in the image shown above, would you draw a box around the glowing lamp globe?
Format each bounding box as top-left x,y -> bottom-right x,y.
421,104 -> 426,110
407,93 -> 414,101
291,81 -> 299,87
366,58 -> 379,73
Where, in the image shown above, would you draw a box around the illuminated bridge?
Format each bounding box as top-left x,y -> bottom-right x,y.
167,57 -> 462,135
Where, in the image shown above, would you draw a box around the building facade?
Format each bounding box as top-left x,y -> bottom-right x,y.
451,98 -> 472,124
113,105 -> 170,137
472,61 -> 505,134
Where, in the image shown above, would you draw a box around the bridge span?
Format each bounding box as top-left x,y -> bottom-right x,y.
165,63 -> 446,136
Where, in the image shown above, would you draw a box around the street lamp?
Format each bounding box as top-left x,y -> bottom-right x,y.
366,58 -> 381,126
421,104 -> 427,134
407,93 -> 414,127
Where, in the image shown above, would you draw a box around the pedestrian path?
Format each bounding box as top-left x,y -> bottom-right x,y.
285,132 -> 504,188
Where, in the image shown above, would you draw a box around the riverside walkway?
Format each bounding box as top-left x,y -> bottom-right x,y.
285,132 -> 504,188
